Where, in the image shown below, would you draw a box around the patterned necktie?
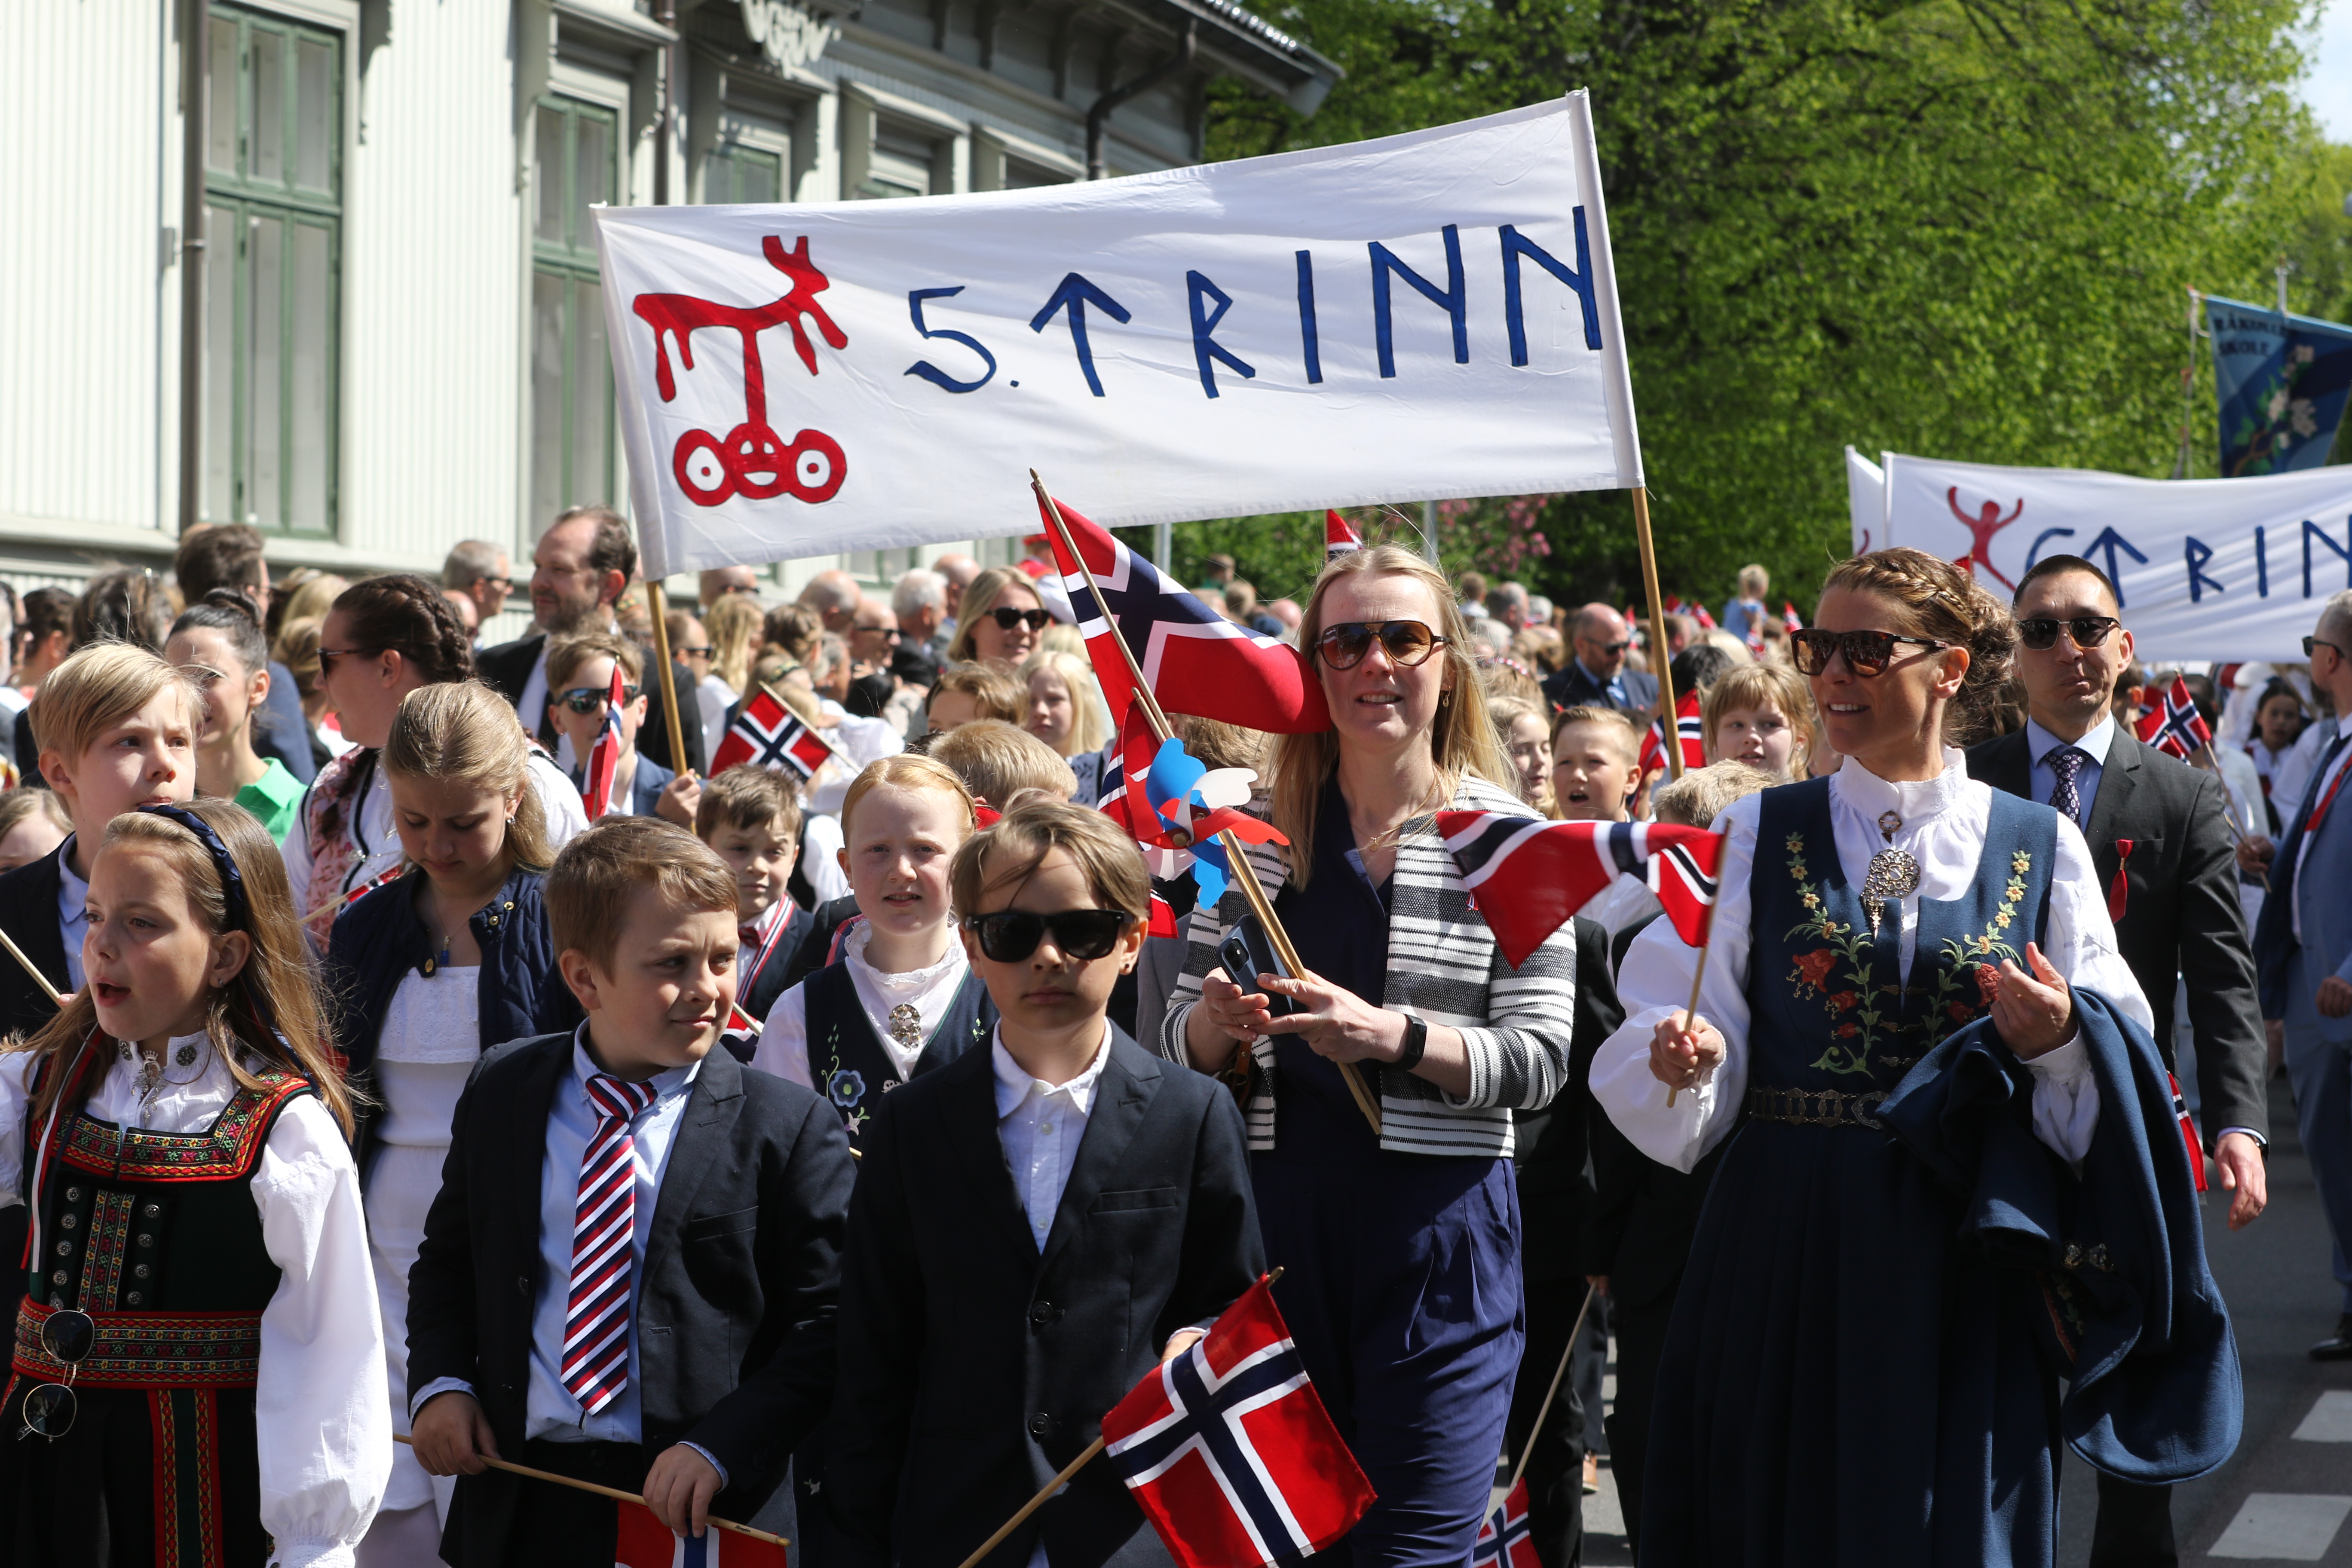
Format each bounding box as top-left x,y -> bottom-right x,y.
2047,745 -> 2089,824
563,1073 -> 659,1415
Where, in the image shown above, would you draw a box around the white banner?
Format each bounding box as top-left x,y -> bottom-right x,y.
1853,453 -> 2352,662
593,94 -> 1639,579
1843,445 -> 1883,557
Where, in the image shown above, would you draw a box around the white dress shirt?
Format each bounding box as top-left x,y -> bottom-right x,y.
0,1035 -> 391,1568
54,838 -> 87,989
992,1025 -> 1113,1249
755,923 -> 971,1090
2027,713 -> 2116,825
1591,750 -> 2151,1175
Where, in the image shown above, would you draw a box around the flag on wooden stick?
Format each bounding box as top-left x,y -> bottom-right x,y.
1638,692 -> 1705,778
712,688 -> 832,781
1436,812 -> 1725,966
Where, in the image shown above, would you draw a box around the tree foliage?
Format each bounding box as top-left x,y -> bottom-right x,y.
1177,0 -> 2329,612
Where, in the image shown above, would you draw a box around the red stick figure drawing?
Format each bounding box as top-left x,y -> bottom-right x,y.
633,236 -> 850,508
1945,487 -> 2022,589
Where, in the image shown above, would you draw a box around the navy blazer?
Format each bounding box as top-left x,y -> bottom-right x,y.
324,867 -> 582,1175
827,1027 -> 1263,1568
2255,731 -> 2352,1026
1541,661 -> 1657,717
408,1033 -> 853,1566
0,843 -> 68,1043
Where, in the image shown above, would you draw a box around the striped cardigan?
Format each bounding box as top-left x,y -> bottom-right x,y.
1157,772 -> 1578,1157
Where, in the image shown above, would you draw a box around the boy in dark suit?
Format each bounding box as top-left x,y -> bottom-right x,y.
697,764 -> 814,1040
828,801 -> 1263,1568
408,816 -> 856,1566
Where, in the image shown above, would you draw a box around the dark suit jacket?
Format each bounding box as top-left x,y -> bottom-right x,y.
827,1028 -> 1263,1568
2253,730 -> 2352,1021
779,894 -> 862,993
741,902 -> 815,1028
1966,724 -> 2269,1142
0,843 -> 69,1042
1512,917 -> 1623,1283
476,631 -> 707,778
408,1032 -> 854,1567
1541,661 -> 1657,718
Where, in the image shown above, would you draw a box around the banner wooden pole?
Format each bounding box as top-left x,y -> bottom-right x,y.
1031,473 -> 1380,1135
1630,487 -> 1685,782
0,927 -> 61,1008
645,580 -> 694,780
1501,1280 -> 1595,1502
390,1435 -> 788,1549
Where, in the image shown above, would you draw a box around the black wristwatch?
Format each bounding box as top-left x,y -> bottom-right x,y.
1395,1014 -> 1428,1072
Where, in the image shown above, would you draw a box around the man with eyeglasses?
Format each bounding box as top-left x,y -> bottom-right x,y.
1542,603 -> 1659,718
440,539 -> 514,641
2251,592 -> 2352,1364
1966,554 -> 2268,1568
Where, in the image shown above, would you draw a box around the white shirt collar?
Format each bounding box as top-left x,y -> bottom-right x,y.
990,1023 -> 1114,1121
845,922 -> 966,997
56,836 -> 86,900
1831,746 -> 1975,825
2025,713 -> 2115,768
569,1023 -> 703,1100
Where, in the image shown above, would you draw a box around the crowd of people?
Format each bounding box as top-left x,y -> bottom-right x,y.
0,512 -> 2332,1568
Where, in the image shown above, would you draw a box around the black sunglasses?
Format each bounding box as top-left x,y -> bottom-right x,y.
2307,636 -> 2347,662
967,909 -> 1134,963
2017,616 -> 2120,651
988,607 -> 1052,633
559,683 -> 640,714
1790,628 -> 1957,678
1315,620 -> 1448,671
315,646 -> 380,675
18,1307 -> 94,1442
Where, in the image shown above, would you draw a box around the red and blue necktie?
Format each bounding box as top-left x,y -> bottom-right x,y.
562,1073 -> 659,1415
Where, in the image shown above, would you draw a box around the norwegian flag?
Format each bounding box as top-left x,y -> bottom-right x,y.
615,1499 -> 786,1568
582,664 -> 628,820
1782,599 -> 1804,632
712,688 -> 833,781
1324,509 -> 1363,560
1436,812 -> 1727,966
1664,595 -> 1717,631
1102,1275 -> 1374,1568
1471,1480 -> 1539,1568
1638,692 -> 1706,777
1039,494 -> 1329,735
2135,674 -> 2212,763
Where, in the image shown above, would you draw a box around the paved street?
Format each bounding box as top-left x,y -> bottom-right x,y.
1575,1073 -> 2352,1565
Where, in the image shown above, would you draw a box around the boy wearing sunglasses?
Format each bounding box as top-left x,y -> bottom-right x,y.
827,801 -> 1262,1568
546,634 -> 698,826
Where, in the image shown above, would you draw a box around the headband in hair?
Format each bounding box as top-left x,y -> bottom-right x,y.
138,804 -> 254,933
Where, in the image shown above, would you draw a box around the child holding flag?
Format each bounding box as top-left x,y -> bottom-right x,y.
327,679 -> 583,1560
547,632 -> 698,825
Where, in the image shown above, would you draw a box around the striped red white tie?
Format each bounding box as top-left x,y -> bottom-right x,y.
562,1074 -> 659,1415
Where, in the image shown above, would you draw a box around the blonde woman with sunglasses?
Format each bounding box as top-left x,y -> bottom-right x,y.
1161,545 -> 1578,1568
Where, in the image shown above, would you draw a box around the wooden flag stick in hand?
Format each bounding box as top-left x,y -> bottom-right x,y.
1031,472 -> 1380,1136
0,925 -> 61,1007
1664,922 -> 1715,1110
390,1434 -> 789,1548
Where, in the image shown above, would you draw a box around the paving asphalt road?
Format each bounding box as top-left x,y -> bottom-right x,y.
1574,1072 -> 2352,1566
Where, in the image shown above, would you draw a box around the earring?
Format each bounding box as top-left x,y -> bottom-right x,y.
505,815 -> 515,826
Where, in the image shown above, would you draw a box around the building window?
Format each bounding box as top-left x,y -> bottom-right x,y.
202,5 -> 341,536
858,123 -> 937,199
704,140 -> 784,205
531,96 -> 619,533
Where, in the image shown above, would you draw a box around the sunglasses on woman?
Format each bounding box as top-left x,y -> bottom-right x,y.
989,607 -> 1053,633
1315,620 -> 1447,670
966,908 -> 1134,963
559,683 -> 640,714
1789,628 -> 1956,678
2015,616 -> 2119,651
18,1307 -> 94,1441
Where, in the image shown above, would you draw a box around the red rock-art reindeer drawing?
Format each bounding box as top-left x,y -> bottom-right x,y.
633,236 -> 850,507
1945,487 -> 2023,589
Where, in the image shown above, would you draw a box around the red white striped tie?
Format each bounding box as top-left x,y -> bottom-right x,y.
562,1074 -> 659,1415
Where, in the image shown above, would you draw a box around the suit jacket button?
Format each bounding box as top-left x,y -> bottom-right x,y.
1029,1413 -> 1052,1438
1029,1300 -> 1054,1328
517,1274 -> 532,1296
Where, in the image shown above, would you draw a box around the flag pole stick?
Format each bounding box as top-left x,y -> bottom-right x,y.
1630,487 -> 1686,781
0,926 -> 61,1008
1032,472 -> 1381,1136
956,1437 -> 1108,1568
1502,1280 -> 1596,1501
1663,908 -> 1716,1110
644,580 -> 695,781
390,1434 -> 788,1549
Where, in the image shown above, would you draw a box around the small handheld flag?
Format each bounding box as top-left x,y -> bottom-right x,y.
713,688 -> 833,781
1102,1275 -> 1374,1568
1472,1479 -> 1540,1568
1324,510 -> 1363,560
2135,674 -> 2213,762
1436,812 -> 1726,967
1039,494 -> 1329,735
582,664 -> 628,820
1781,599 -> 1804,632
1638,692 -> 1706,778
616,1498 -> 789,1567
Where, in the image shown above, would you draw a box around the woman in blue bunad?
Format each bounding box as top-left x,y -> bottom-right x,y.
1589,548 -> 2240,1568
1164,544 -> 1579,1568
